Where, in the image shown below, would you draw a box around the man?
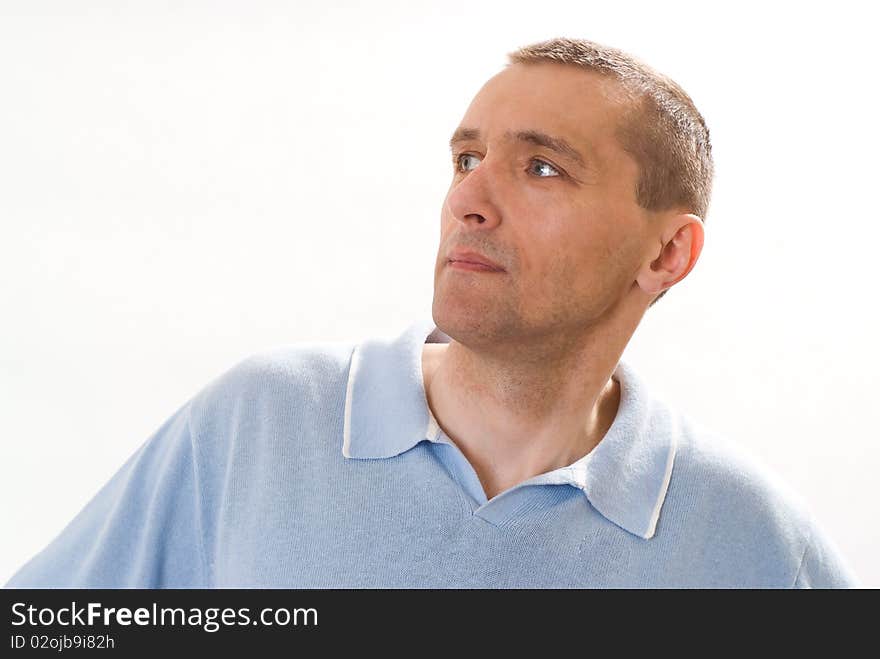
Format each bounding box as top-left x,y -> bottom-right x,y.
7,38 -> 858,588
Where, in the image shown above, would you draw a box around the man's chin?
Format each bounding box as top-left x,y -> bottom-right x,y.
431,306 -> 515,344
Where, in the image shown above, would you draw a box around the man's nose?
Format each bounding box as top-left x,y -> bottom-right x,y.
445,158 -> 502,229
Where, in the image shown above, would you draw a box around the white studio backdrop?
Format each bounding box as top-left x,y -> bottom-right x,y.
1,0 -> 877,586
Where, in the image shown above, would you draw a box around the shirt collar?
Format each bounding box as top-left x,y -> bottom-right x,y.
342,318 -> 678,540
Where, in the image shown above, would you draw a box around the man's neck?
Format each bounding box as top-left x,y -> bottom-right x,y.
421,333 -> 623,501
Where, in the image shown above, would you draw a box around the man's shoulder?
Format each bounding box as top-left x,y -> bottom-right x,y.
189,337 -> 358,422
223,338 -> 357,387
631,379 -> 805,517
669,411 -> 817,545
667,412 -> 859,586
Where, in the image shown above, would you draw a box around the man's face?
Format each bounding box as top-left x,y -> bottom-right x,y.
433,61 -> 653,345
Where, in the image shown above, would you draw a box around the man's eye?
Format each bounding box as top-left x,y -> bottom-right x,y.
454,153 -> 481,172
453,153 -> 562,178
528,159 -> 561,177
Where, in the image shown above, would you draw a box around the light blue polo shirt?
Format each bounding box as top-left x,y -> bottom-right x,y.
6,318 -> 860,588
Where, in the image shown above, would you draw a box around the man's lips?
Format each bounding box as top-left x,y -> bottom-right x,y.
448,260 -> 505,273
446,249 -> 505,272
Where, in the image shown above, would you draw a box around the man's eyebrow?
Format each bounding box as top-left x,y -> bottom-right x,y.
448,127 -> 480,150
448,127 -> 591,169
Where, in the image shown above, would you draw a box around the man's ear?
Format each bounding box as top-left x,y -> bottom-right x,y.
636,213 -> 705,297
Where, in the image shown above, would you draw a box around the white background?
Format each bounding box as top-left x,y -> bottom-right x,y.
2,0 -> 877,586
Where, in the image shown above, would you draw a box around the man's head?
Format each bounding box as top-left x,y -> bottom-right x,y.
432,37 -> 713,348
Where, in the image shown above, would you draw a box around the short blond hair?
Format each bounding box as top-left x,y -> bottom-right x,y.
507,38 -> 714,306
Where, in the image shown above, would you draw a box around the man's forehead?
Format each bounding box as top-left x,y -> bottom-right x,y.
475,61 -> 629,112
458,62 -> 628,157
